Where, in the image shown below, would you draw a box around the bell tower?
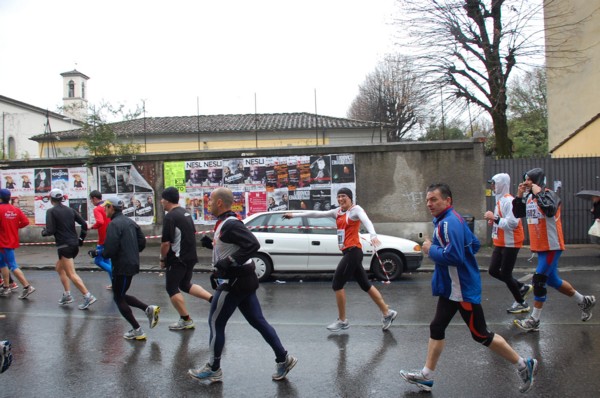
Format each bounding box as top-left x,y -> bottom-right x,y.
60,69 -> 89,122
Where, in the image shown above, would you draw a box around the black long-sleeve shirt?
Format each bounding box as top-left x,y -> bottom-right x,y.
44,203 -> 87,247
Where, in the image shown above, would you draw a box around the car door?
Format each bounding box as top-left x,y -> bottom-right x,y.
246,213 -> 309,271
306,216 -> 340,270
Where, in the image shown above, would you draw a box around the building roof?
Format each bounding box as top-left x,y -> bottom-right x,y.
31,113 -> 387,142
59,69 -> 90,80
0,94 -> 83,124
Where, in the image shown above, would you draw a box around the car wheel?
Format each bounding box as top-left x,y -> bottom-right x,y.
252,253 -> 273,282
371,252 -> 404,281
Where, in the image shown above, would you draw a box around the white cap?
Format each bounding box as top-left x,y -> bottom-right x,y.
50,188 -> 64,200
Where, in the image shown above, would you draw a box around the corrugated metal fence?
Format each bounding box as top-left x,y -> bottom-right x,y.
484,156 -> 600,244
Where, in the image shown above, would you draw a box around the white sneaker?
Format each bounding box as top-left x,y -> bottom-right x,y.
326,319 -> 349,332
146,305 -> 160,329
169,318 -> 195,330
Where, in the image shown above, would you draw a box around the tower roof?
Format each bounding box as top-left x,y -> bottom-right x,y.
60,69 -> 90,80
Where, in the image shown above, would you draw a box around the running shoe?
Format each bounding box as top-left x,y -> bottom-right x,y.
123,328 -> 147,340
169,318 -> 195,330
18,285 -> 36,300
0,340 -> 12,374
0,287 -> 11,297
507,301 -> 530,314
519,284 -> 533,300
8,282 -> 18,291
272,354 -> 298,381
188,363 -> 223,382
579,295 -> 596,322
382,309 -> 398,330
399,370 -> 434,392
327,319 -> 349,332
146,305 -> 160,329
518,358 -> 538,393
513,316 -> 540,332
58,293 -> 74,305
78,294 -> 97,310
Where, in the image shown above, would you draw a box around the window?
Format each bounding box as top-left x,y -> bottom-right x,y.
267,214 -> 303,234
7,137 -> 16,159
68,80 -> 75,97
82,81 -> 85,98
306,217 -> 337,235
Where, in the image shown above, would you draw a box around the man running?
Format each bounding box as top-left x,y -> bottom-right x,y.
102,196 -> 159,340
42,189 -> 96,309
399,183 -> 537,394
159,187 -> 212,330
0,189 -> 36,299
88,190 -> 112,289
188,187 -> 296,382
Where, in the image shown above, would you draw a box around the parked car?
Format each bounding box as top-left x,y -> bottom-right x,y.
243,210 -> 423,282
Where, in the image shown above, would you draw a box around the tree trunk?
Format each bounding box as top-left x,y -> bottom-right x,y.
491,110 -> 512,158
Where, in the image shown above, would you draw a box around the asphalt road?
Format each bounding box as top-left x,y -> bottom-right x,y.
1,269 -> 599,397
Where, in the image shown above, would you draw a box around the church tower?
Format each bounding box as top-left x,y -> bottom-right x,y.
60,69 -> 89,121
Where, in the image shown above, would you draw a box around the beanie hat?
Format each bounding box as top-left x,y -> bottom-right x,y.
161,187 -> 180,204
103,195 -> 124,211
337,187 -> 353,201
0,189 -> 11,202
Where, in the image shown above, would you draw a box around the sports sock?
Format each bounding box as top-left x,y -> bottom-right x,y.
517,357 -> 526,369
573,291 -> 584,304
422,366 -> 434,379
531,307 -> 542,320
84,292 -> 91,299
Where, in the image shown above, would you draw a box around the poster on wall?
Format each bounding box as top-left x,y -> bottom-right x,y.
93,164 -> 155,225
163,153 -> 355,224
34,168 -> 51,194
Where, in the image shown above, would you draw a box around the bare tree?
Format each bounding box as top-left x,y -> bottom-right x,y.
395,0 -> 548,157
347,54 -> 428,141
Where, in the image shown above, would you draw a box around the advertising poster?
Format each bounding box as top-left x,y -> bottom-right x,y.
232,191 -> 246,219
2,170 -> 18,191
34,168 -> 52,194
68,198 -> 88,220
34,195 -> 54,224
69,167 -> 88,198
116,165 -> 134,193
309,155 -> 331,186
185,159 -> 223,188
164,161 -> 186,191
16,169 -> 34,196
12,195 -> 34,224
247,191 -> 267,216
288,189 -> 311,210
310,188 -> 332,211
202,191 -> 217,222
98,166 -> 117,193
331,154 -> 355,184
184,191 -> 204,222
267,188 -> 288,212
243,157 -> 267,190
223,158 -> 246,187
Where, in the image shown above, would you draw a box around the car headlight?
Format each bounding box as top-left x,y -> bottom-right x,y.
413,244 -> 421,252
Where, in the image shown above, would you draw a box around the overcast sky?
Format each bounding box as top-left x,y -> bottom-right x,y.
0,0 -> 399,119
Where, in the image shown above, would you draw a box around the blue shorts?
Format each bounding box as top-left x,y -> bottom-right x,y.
0,248 -> 19,272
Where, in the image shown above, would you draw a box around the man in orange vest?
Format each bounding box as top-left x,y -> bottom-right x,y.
484,173 -> 531,314
512,168 -> 595,332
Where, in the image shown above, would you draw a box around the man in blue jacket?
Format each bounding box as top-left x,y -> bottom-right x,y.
400,183 -> 537,394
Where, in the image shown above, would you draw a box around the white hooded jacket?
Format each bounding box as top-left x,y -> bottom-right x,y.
490,173 -> 524,247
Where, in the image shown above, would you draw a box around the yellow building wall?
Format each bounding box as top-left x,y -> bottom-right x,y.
545,0 -> 600,155
552,119 -> 600,157
40,137 -> 331,157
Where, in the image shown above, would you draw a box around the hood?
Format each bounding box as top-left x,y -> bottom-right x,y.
490,173 -> 510,199
524,168 -> 546,187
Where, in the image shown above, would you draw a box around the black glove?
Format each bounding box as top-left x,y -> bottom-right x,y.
200,235 -> 213,250
214,258 -> 232,273
87,250 -> 98,258
78,238 -> 84,247
41,228 -> 48,237
209,272 -> 218,290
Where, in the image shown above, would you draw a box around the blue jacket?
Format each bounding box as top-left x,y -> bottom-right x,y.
429,207 -> 481,303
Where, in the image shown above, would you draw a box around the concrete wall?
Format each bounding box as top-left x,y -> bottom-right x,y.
7,138 -> 487,245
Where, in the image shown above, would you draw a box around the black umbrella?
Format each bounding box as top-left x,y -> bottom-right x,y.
575,190 -> 600,200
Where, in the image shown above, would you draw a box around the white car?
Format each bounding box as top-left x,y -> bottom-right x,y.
243,210 -> 423,282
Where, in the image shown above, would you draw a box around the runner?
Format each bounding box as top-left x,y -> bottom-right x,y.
283,187 -> 398,332
42,189 -> 96,309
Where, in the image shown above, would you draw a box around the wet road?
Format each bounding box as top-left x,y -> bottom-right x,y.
1,269 -> 599,397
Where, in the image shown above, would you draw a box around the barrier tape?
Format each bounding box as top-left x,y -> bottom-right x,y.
20,225 -> 337,246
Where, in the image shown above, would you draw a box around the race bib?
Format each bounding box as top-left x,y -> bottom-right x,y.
337,229 -> 345,250
526,201 -> 539,224
491,223 -> 499,239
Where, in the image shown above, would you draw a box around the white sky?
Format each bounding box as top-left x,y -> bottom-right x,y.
0,0 -> 399,119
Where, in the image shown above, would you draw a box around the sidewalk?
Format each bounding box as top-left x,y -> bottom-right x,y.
15,242 -> 600,272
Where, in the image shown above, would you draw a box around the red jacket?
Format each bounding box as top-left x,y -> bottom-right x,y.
0,203 -> 29,248
92,201 -> 111,245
